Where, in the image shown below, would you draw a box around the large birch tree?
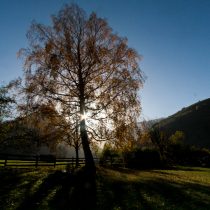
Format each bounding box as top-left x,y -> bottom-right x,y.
19,4 -> 144,170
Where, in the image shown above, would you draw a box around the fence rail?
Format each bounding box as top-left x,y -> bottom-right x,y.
0,154 -> 125,169
0,154 -> 92,168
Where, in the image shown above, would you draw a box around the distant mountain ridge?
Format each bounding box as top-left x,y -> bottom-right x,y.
157,98 -> 210,149
138,118 -> 164,129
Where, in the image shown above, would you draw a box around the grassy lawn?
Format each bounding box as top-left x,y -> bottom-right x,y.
0,166 -> 210,210
97,167 -> 210,210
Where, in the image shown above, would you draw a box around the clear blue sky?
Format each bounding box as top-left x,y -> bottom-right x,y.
1,0 -> 210,120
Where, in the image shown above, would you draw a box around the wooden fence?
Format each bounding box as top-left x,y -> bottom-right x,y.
0,154 -> 124,168
0,154 -> 90,168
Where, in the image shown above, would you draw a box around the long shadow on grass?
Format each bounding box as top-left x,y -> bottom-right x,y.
16,171 -> 66,210
0,169 -> 22,209
137,179 -> 210,210
96,177 -> 153,210
17,169 -> 96,210
0,168 -> 35,210
1,167 -> 210,210
169,166 -> 210,172
53,168 -> 96,210
98,168 -> 210,210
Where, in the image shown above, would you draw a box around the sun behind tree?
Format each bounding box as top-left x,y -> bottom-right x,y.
18,3 -> 144,171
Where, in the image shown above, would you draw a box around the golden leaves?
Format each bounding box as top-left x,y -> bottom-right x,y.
19,3 -> 145,148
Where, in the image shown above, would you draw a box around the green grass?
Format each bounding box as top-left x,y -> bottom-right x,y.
0,166 -> 210,210
97,167 -> 210,210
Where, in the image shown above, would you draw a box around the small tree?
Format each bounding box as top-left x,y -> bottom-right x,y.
0,119 -> 39,154
26,104 -> 65,151
113,120 -> 141,153
169,130 -> 185,145
0,85 -> 14,122
168,130 -> 185,164
149,127 -> 168,162
0,85 -> 15,146
61,114 -> 82,167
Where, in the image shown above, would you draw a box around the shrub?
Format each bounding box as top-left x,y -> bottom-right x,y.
124,148 -> 162,169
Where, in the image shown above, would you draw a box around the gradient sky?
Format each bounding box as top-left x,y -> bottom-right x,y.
0,0 -> 210,120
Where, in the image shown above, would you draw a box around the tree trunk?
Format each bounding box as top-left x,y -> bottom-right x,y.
77,38 -> 95,172
79,107 -> 96,210
80,118 -> 95,171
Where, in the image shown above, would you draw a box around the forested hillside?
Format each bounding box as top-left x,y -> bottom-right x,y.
157,98 -> 210,148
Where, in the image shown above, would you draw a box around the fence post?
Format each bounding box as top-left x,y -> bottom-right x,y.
54,157 -> 56,168
122,157 -> 125,168
4,155 -> 7,167
35,155 -> 39,168
71,156 -> 74,169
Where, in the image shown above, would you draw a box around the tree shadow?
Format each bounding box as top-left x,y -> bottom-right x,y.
136,178 -> 210,210
16,171 -> 65,210
97,168 -> 210,210
102,166 -> 140,175
1,167 -> 210,210
96,178 -> 153,210
50,168 -> 97,210
169,166 -> 209,172
15,168 -> 97,210
0,169 -> 23,209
